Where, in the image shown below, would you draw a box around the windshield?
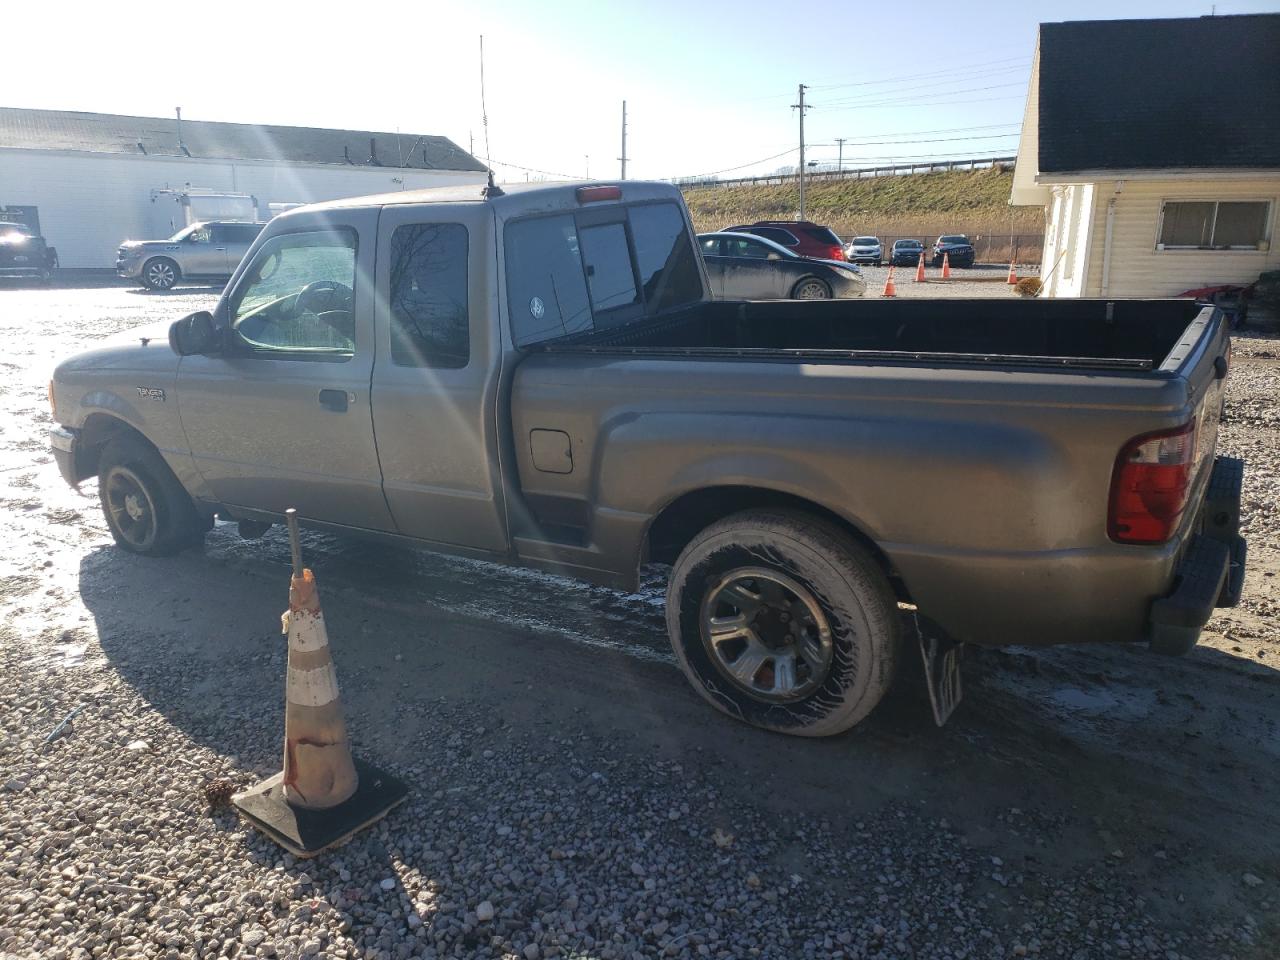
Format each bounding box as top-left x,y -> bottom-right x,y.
168,224 -> 204,241
940,235 -> 968,244
853,237 -> 878,245
506,201 -> 702,348
896,240 -> 922,248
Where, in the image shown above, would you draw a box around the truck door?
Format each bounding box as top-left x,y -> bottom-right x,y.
369,204 -> 509,553
174,209 -> 396,531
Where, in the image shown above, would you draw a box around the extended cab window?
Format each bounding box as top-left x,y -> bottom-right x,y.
389,223 -> 469,368
229,229 -> 357,359
506,201 -> 702,347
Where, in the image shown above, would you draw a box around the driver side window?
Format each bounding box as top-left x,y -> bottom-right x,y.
229,229 -> 358,360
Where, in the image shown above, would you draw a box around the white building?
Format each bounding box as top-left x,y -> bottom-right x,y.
0,108 -> 488,268
1010,14 -> 1280,298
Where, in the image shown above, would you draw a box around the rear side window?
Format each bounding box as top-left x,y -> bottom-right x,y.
754,227 -> 798,246
389,223 -> 469,368
506,214 -> 593,346
803,226 -> 843,245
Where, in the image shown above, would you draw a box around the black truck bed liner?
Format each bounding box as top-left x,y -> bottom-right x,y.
547,298 -> 1207,372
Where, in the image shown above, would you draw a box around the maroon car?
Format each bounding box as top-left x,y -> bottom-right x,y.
723,221 -> 848,262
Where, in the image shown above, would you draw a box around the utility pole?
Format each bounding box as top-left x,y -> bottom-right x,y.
836,137 -> 846,174
585,154 -> 590,179
619,100 -> 628,180
792,84 -> 810,219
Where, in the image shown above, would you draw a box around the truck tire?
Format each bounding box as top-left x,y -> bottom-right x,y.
141,257 -> 180,291
666,509 -> 900,737
98,434 -> 205,556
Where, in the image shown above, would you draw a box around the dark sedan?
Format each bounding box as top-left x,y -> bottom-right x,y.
890,238 -> 926,267
0,222 -> 58,282
932,234 -> 975,268
698,232 -> 865,300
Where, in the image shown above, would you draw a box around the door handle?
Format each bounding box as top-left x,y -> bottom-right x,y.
318,389 -> 350,412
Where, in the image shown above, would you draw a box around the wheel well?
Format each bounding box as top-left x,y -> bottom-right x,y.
644,486 -> 907,600
75,415 -> 145,480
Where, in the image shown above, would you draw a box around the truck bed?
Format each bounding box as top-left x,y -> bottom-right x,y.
543,298 -> 1208,373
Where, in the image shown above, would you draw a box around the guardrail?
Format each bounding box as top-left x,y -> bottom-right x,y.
676,156 -> 1017,190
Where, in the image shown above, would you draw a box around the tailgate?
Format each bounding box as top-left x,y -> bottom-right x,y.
1162,305 -> 1230,493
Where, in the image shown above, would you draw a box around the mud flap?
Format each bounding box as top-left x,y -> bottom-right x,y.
914,614 -> 964,727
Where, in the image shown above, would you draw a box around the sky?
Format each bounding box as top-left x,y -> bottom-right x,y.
6,0 -> 1279,183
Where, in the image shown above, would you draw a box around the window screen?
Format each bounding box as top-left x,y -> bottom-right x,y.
389,223 -> 469,368
1160,200 -> 1270,248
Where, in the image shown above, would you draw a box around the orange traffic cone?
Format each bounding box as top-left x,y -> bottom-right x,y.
914,252 -> 926,283
1007,260 -> 1018,284
233,509 -> 407,857
882,266 -> 897,297
941,252 -> 952,280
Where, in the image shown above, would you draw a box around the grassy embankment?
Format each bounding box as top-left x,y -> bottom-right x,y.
682,168 -> 1045,263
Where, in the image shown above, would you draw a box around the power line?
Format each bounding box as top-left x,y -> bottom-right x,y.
832,131 -> 1020,146
810,58 -> 1030,92
812,68 -> 1028,104
816,81 -> 1025,109
819,94 -> 1026,112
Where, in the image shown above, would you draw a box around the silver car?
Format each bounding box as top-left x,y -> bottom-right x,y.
844,235 -> 883,265
698,232 -> 864,300
116,221 -> 265,290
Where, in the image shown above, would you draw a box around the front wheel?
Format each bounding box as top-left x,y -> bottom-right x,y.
791,278 -> 831,300
98,435 -> 206,556
666,510 -> 901,737
141,257 -> 180,291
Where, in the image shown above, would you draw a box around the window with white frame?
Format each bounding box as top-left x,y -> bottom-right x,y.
1157,199 -> 1271,250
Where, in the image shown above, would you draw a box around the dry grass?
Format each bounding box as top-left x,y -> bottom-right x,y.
683,168 -> 1045,262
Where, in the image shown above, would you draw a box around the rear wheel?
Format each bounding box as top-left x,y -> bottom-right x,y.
792,278 -> 831,300
98,435 -> 205,556
142,257 -> 179,290
666,510 -> 901,737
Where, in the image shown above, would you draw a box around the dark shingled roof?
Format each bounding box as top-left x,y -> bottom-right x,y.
1038,14 -> 1280,173
0,107 -> 487,172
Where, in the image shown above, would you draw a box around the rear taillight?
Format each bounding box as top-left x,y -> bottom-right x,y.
828,245 -> 846,261
1108,422 -> 1197,544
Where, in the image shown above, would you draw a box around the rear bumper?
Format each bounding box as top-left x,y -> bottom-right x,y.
1147,456 -> 1247,654
886,456 -> 1246,652
0,266 -> 47,277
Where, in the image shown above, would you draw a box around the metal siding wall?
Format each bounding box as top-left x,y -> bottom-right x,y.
1085,178 -> 1280,297
0,150 -> 485,268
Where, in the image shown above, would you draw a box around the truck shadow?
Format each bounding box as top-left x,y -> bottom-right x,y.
78,532 -> 1280,870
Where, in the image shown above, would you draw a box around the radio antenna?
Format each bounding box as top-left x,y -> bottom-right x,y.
479,35 -> 493,170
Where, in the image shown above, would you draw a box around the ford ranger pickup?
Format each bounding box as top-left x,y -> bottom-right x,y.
49,180 -> 1246,736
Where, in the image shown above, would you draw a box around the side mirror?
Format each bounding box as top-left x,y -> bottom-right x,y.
169,311 -> 219,356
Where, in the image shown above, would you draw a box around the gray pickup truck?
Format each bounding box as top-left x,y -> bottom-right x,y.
49,181 -> 1246,736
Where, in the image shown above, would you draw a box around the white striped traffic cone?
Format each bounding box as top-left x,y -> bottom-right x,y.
281,568 -> 358,809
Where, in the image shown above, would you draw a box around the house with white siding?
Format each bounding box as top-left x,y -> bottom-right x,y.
0,108 -> 488,268
1010,14 -> 1280,298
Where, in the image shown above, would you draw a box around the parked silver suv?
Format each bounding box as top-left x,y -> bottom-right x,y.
117,221 -> 265,290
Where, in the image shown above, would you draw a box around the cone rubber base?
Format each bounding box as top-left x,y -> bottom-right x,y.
232,757 -> 408,858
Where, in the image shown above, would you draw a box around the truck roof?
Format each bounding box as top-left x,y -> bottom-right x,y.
286,180 -> 686,220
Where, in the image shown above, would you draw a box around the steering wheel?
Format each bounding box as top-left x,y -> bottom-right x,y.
296,280 -> 353,316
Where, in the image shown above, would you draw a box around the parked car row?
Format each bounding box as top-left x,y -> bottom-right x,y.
844,234 -> 978,268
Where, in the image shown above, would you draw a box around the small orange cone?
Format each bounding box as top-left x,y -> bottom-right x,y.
1007,260 -> 1018,284
233,509 -> 407,857
882,266 -> 897,297
914,252 -> 926,283
941,252 -> 952,280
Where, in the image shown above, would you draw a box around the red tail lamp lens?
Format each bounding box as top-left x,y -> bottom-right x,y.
577,186 -> 622,203
1108,422 -> 1197,544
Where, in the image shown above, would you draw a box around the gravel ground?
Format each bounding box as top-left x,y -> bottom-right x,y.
854,264 -> 1038,298
0,281 -> 1277,960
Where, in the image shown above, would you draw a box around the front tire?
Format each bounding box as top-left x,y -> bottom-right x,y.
141,257 -> 180,291
791,278 -> 831,300
98,435 -> 205,556
666,510 -> 900,737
